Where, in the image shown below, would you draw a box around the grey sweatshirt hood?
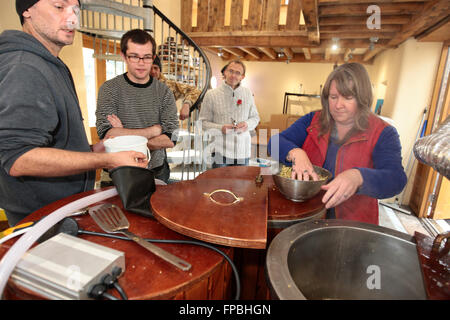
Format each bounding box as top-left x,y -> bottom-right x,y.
0,30 -> 65,68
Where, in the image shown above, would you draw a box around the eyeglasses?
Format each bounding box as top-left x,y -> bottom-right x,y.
226,69 -> 243,76
127,55 -> 153,64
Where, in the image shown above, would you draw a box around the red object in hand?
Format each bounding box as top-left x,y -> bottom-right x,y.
237,99 -> 242,106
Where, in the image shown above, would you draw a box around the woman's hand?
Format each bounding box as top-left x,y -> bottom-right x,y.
287,148 -> 319,181
321,169 -> 363,209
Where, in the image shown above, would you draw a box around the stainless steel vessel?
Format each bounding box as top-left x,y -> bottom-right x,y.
266,219 -> 427,300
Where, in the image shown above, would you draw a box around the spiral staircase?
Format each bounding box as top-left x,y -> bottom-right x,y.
79,0 -> 211,181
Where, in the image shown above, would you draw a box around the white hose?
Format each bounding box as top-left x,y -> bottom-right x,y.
0,188 -> 118,298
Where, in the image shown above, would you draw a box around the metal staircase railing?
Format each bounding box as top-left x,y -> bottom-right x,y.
78,0 -> 211,181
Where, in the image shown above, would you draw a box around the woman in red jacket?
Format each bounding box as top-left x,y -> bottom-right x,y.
268,63 -> 407,224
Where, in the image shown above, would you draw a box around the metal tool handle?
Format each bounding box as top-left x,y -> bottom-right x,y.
121,230 -> 191,271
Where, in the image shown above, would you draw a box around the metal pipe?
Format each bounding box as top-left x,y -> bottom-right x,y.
142,0 -> 154,34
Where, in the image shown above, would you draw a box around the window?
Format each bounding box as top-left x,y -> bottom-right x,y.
82,47 -> 96,127
106,59 -> 125,81
82,36 -> 125,127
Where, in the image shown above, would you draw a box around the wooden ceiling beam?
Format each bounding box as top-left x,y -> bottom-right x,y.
320,15 -> 412,26
416,16 -> 450,42
201,38 -> 391,51
319,0 -> 426,3
205,47 -> 231,60
222,47 -> 247,58
320,24 -> 403,33
254,53 -> 368,64
187,30 -> 307,37
321,38 -> 391,49
239,47 -> 262,59
364,0 -> 450,60
391,0 -> 450,46
301,0 -> 320,44
321,32 -> 395,39
283,48 -> 294,60
319,3 -> 424,16
190,35 -> 312,47
258,47 -> 277,59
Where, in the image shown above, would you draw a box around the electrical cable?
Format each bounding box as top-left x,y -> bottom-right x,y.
88,282 -> 120,300
89,269 -> 127,301
113,282 -> 128,300
78,229 -> 241,300
102,292 -> 119,300
2,219 -> 240,300
99,267 -> 128,300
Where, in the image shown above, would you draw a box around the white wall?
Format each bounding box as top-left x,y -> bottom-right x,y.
206,54 -> 336,123
371,38 -> 442,203
154,0 -> 180,25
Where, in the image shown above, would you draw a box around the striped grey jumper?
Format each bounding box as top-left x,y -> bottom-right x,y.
96,74 -> 179,169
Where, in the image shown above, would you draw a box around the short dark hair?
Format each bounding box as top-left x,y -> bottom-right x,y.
120,29 -> 156,56
222,60 -> 246,76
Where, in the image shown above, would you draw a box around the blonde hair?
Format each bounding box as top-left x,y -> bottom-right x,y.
319,63 -> 373,137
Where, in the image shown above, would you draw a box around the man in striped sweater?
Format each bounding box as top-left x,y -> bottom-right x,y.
199,60 -> 260,168
96,29 -> 179,183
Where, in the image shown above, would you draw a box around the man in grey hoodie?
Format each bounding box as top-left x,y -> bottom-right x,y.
0,0 -> 148,226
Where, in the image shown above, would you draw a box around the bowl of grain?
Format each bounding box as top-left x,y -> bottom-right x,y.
273,165 -> 332,202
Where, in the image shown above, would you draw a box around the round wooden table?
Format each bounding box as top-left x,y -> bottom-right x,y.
0,187 -> 233,300
195,166 -> 326,300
